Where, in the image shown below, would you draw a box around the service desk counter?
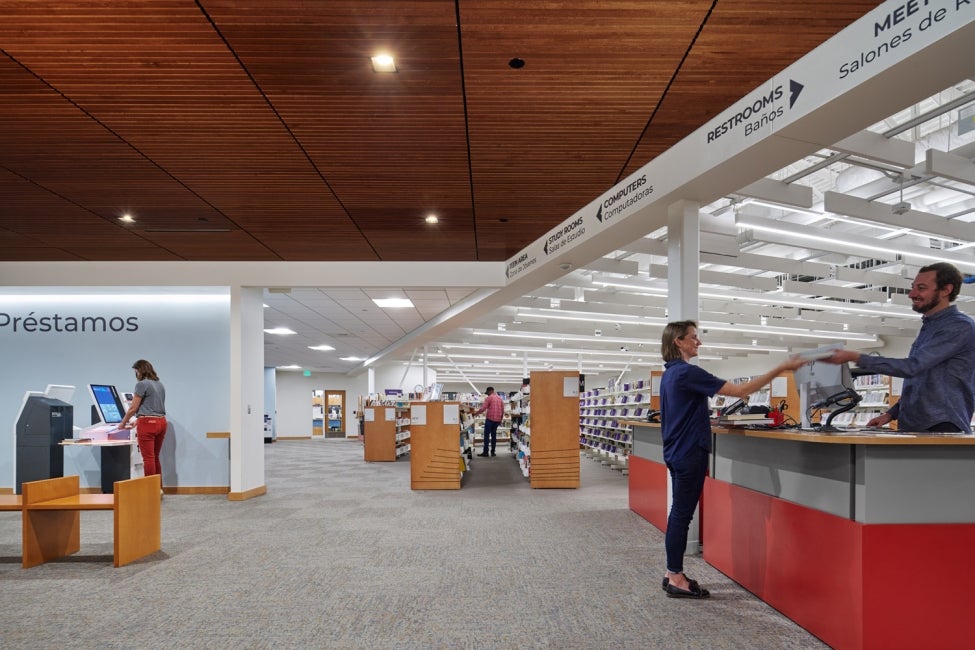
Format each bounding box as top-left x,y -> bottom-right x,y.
628,423 -> 975,650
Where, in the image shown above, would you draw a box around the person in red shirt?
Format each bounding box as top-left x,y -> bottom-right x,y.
473,386 -> 505,457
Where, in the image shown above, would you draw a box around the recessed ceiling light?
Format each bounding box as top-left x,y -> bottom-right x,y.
277,364 -> 302,370
425,214 -> 438,224
340,356 -> 365,362
508,57 -> 525,69
371,54 -> 397,73
308,344 -> 335,351
373,298 -> 414,308
119,213 -> 135,223
264,327 -> 297,335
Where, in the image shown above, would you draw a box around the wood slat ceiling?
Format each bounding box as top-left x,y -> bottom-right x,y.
0,0 -> 882,263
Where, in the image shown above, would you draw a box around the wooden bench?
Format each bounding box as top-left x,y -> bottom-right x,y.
21,474 -> 161,568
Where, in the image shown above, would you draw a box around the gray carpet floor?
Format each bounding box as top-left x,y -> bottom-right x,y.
0,439 -> 827,649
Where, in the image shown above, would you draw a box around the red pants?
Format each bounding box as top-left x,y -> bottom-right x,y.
137,416 -> 168,477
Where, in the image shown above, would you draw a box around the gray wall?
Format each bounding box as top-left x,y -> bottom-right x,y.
1,288 -> 232,489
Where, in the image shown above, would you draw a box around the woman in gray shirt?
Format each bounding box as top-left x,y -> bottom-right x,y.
120,359 -> 168,478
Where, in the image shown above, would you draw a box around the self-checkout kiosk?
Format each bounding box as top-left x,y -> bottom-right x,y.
79,383 -> 144,492
13,382 -> 144,494
14,385 -> 75,493
86,383 -> 131,439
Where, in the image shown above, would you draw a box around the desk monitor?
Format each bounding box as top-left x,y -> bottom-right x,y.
794,361 -> 861,430
88,384 -> 125,425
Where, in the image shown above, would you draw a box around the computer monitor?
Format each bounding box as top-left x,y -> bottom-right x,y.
87,384 -> 126,425
793,361 -> 861,429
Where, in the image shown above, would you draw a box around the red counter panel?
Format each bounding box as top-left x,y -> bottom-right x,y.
704,477 -> 975,650
628,455 -> 668,531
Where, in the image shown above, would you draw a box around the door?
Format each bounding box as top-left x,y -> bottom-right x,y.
324,389 -> 346,438
311,390 -> 324,437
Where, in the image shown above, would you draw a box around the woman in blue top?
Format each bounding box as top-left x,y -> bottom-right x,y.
659,320 -> 805,599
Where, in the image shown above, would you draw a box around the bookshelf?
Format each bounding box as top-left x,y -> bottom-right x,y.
410,401 -> 466,490
579,375 -> 651,474
527,370 -> 580,489
363,403 -> 410,462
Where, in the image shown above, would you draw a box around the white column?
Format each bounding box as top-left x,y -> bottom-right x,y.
229,286 -> 266,499
667,200 -> 700,322
666,200 -> 705,555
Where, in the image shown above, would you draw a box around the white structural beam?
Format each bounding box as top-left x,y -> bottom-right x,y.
737,178 -> 815,208
577,258 -> 640,276
781,280 -> 890,302
831,129 -> 917,168
699,251 -> 913,290
823,191 -> 975,242
738,214 -> 975,272
926,148 -> 975,185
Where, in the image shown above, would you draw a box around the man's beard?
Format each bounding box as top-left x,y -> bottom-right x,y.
912,295 -> 939,314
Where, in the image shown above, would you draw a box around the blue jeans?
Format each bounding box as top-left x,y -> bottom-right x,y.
482,418 -> 500,454
665,445 -> 709,574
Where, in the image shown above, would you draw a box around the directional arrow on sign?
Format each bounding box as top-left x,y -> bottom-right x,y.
789,79 -> 804,109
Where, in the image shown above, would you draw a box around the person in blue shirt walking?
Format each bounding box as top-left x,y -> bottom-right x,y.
825,262 -> 975,433
659,321 -> 806,599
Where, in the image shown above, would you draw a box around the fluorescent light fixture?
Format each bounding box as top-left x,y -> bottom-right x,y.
340,356 -> 365,362
276,364 -> 302,370
371,54 -> 397,72
264,327 -> 297,335
373,298 -> 414,308
308,344 -> 335,351
818,213 -> 906,235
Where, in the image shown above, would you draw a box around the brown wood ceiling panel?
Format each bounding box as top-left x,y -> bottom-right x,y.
0,144 -> 216,262
207,0 -> 475,257
459,1 -> 716,259
0,1 -> 880,264
0,0 -> 370,262
621,1 -> 884,178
